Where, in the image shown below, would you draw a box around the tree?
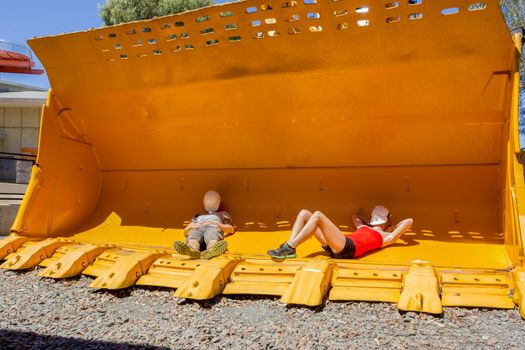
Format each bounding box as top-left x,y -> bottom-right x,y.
500,0 -> 525,135
99,0 -> 214,26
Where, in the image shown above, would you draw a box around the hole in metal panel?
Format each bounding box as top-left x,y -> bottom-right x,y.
225,23 -> 238,30
133,40 -> 143,47
251,19 -> 261,27
180,32 -> 189,38
229,35 -> 241,42
468,2 -> 487,11
307,12 -> 320,19
126,29 -> 136,35
261,4 -> 273,10
161,23 -> 171,29
152,50 -> 162,55
141,27 -> 151,33
172,46 -> 182,52
254,31 -> 265,39
166,34 -> 177,41
385,1 -> 399,9
333,9 -> 348,17
282,0 -> 297,7
147,38 -> 157,44
114,43 -> 123,49
246,6 -> 257,13
408,13 -> 423,20
108,33 -> 117,38
200,27 -> 215,35
220,11 -> 234,17
196,15 -> 210,23
120,54 -> 128,59
268,30 -> 279,37
408,0 -> 422,4
441,7 -> 459,15
337,22 -> 350,30
206,39 -> 219,46
95,35 -> 103,41
309,25 -> 323,32
355,6 -> 369,14
356,19 -> 369,26
386,16 -> 400,23
174,21 -> 185,27
265,18 -> 277,24
285,14 -> 300,21
137,53 -> 147,58
304,0 -> 317,4
288,27 -> 302,34
185,44 -> 194,49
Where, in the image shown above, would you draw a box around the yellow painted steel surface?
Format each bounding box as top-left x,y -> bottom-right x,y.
0,0 -> 523,312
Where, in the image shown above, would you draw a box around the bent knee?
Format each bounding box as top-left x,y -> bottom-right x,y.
298,209 -> 312,219
312,210 -> 325,218
311,211 -> 326,222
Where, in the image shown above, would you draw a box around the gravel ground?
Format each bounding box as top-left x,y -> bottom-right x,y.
0,269 -> 524,350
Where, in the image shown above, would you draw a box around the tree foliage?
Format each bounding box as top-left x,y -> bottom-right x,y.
499,0 -> 525,135
99,0 -> 214,26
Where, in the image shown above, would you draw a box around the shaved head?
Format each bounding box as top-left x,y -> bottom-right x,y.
203,190 -> 221,212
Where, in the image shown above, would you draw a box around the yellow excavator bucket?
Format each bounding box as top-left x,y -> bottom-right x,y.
1,0 -> 525,313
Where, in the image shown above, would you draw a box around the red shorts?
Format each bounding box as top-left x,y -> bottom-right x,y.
345,226 -> 384,257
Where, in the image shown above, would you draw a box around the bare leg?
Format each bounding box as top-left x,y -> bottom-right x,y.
288,211 -> 347,253
313,228 -> 327,246
187,239 -> 200,251
288,210 -> 328,246
288,209 -> 312,242
206,239 -> 217,250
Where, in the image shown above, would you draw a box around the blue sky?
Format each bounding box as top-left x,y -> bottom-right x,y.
0,0 -> 232,89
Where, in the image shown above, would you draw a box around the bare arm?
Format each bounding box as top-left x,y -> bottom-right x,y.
352,214 -> 368,229
219,223 -> 235,236
380,218 -> 413,247
184,221 -> 199,234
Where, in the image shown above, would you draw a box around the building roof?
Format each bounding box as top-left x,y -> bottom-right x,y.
0,91 -> 47,107
0,79 -> 47,92
0,40 -> 43,75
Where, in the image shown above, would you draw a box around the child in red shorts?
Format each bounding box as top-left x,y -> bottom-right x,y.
267,206 -> 413,259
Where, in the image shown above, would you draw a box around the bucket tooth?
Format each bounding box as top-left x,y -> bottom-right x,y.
89,250 -> 164,289
440,270 -> 513,309
0,234 -> 39,260
0,238 -> 72,270
280,259 -> 334,306
222,258 -> 303,297
329,264 -> 405,303
38,244 -> 111,278
397,261 -> 442,314
137,256 -> 203,289
173,256 -> 241,300
512,268 -> 525,319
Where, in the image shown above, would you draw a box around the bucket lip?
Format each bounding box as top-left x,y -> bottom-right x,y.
27,0 -> 239,42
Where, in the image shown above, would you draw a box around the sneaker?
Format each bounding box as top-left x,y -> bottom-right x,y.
173,241 -> 201,259
267,242 -> 297,259
201,240 -> 228,260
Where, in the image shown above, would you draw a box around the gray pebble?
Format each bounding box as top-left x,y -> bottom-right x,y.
0,269 -> 524,349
